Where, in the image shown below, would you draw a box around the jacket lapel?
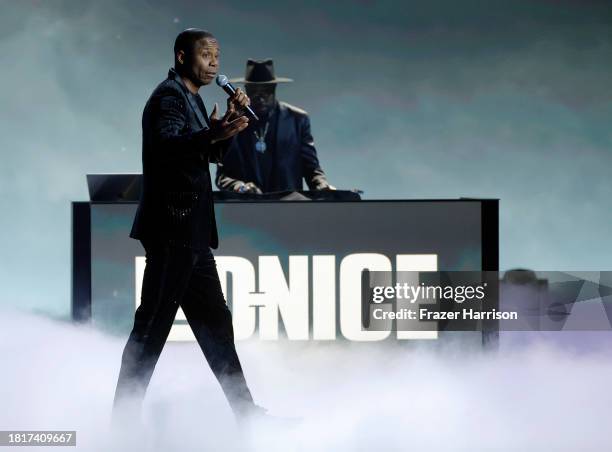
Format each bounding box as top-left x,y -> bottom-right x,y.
239,129 -> 261,185
168,68 -> 209,130
187,95 -> 208,129
275,102 -> 292,158
258,106 -> 281,186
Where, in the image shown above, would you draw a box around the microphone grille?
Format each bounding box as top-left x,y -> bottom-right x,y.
216,74 -> 228,87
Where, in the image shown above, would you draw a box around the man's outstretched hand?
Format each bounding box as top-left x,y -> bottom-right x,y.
209,88 -> 251,143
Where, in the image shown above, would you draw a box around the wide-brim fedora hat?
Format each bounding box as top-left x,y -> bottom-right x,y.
229,59 -> 293,84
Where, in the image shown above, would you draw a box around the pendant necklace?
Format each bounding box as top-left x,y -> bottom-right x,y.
254,121 -> 270,154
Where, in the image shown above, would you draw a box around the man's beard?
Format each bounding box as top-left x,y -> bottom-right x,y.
254,104 -> 274,120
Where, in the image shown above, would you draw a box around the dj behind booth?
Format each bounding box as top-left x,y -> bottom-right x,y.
72,174 -> 498,347
215,59 -> 334,194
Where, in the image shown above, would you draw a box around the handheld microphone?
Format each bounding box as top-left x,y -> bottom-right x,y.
215,74 -> 259,121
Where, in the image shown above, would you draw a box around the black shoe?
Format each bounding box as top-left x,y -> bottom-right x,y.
234,403 -> 267,424
235,404 -> 302,430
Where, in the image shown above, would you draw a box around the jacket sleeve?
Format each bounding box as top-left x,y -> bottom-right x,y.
299,114 -> 330,190
148,87 -> 214,163
215,137 -> 247,191
208,137 -> 231,165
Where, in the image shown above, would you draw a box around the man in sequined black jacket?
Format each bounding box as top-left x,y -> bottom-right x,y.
113,29 -> 269,428
129,64 -> 239,249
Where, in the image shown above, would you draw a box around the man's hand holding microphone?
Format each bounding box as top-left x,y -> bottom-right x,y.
209,85 -> 251,144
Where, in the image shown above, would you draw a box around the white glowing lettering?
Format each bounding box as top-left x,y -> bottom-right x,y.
134,253 -> 438,342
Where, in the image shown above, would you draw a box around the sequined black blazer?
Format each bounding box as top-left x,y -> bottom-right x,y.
130,68 -> 229,250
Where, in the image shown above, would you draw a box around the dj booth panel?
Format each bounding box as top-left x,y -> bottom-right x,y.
72,176 -> 498,347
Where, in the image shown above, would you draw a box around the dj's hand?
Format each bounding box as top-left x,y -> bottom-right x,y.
315,183 -> 336,191
235,182 -> 263,194
209,102 -> 249,143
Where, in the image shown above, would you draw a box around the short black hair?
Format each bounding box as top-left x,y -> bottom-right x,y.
174,28 -> 216,65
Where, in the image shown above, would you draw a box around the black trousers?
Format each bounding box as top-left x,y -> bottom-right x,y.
112,240 -> 255,420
